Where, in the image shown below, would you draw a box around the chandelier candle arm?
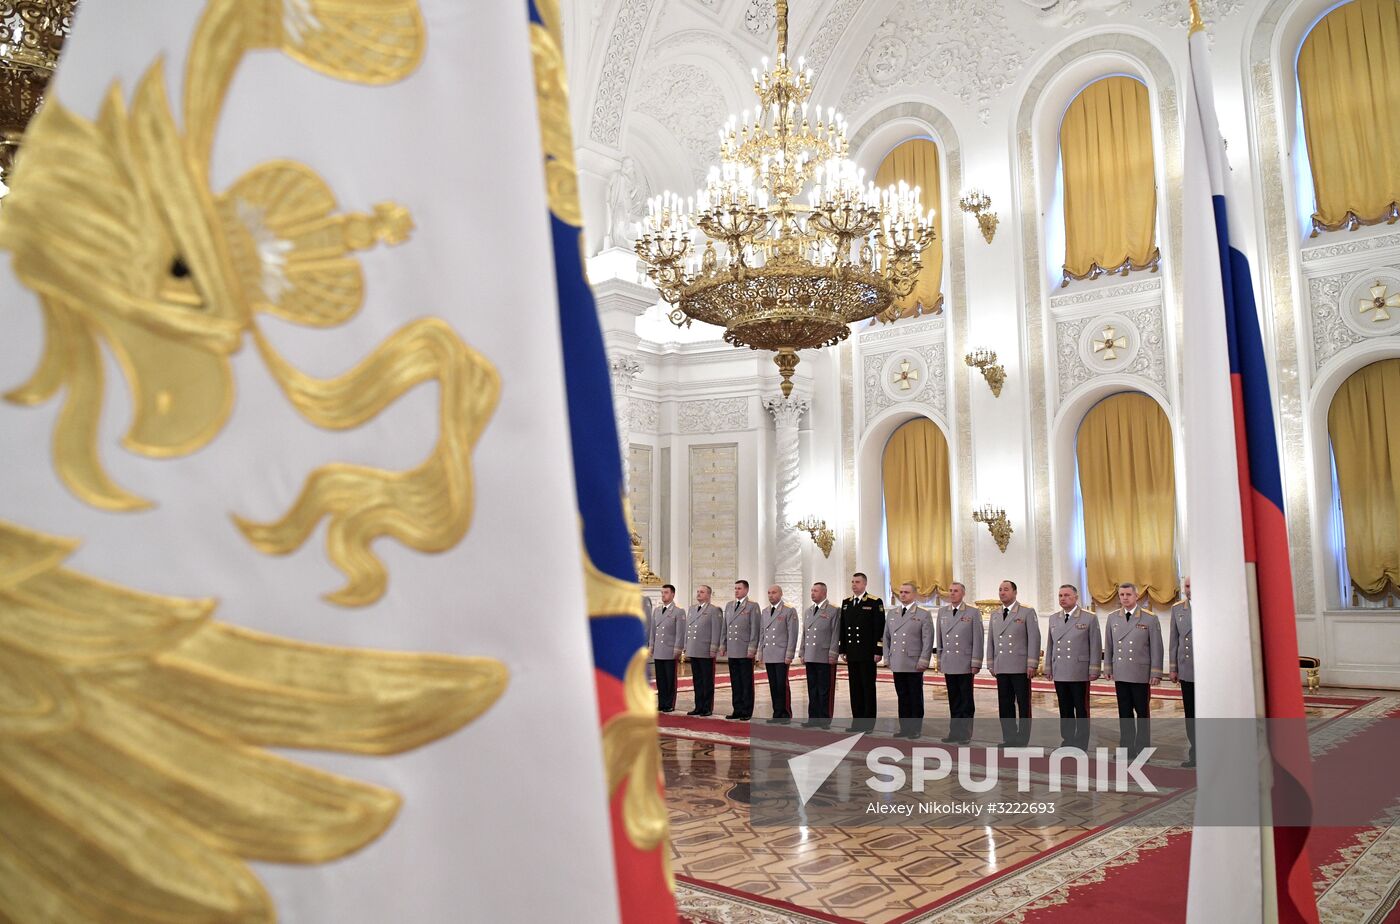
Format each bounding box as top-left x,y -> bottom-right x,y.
634,0 -> 937,398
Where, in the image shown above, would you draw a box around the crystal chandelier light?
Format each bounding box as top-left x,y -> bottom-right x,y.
634,0 -> 936,397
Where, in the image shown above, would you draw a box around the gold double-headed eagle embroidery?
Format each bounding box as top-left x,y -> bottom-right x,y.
0,0 -> 497,607
0,1 -> 512,920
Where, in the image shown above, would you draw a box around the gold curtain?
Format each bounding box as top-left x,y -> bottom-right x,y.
882,418 -> 952,597
1077,392 -> 1178,607
1060,76 -> 1160,284
1298,0 -> 1400,234
875,139 -> 943,317
1328,359 -> 1400,597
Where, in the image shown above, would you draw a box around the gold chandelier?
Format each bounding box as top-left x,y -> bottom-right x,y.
634,0 -> 935,397
0,0 -> 78,183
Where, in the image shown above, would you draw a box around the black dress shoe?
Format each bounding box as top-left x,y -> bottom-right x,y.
724,713 -> 740,720
696,711 -> 712,717
739,714 -> 752,721
686,709 -> 701,716
940,735 -> 958,743
800,720 -> 820,728
659,707 -> 674,713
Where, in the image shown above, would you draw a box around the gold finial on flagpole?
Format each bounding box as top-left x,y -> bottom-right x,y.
1188,0 -> 1205,34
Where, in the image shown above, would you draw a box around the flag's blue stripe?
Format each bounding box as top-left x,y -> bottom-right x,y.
548,211 -> 637,582
528,0 -> 639,687
591,615 -> 649,680
1212,195 -> 1286,511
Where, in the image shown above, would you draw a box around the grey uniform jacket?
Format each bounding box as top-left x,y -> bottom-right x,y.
683,603 -> 723,658
758,603 -> 799,663
936,604 -> 984,674
986,603 -> 1041,674
723,598 -> 762,659
649,603 -> 684,660
801,601 -> 842,663
1169,601 -> 1194,682
1104,608 -> 1164,683
1045,606 -> 1102,682
883,604 -> 934,672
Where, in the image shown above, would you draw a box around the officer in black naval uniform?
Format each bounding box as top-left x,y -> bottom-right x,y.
839,572 -> 885,733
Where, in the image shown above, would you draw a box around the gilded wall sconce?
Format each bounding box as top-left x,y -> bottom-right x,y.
958,188 -> 999,244
965,349 -> 1006,397
972,505 -> 1013,553
795,516 -> 835,558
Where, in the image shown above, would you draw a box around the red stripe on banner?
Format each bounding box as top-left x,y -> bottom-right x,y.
595,669 -> 678,924
1252,492 -> 1316,923
1229,375 -> 1259,561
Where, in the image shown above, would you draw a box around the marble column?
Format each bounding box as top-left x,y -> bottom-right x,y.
764,394 -> 810,606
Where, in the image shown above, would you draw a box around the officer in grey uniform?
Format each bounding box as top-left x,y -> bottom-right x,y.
1104,582 -> 1163,758
882,582 -> 934,738
936,581 -> 982,743
800,582 -> 841,727
1045,584 -> 1102,750
723,580 -> 762,720
1170,577 -> 1195,767
684,585 -> 723,716
759,585 -> 799,723
650,584 -> 683,712
986,580 -> 1040,747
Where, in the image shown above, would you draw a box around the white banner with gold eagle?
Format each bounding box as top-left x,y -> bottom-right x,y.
0,1 -> 625,921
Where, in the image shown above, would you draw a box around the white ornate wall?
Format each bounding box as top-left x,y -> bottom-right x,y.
568,0 -> 1400,687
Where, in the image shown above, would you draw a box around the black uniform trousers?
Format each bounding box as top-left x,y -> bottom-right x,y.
805,662 -> 835,723
892,671 -> 926,736
847,655 -> 878,729
1180,679 -> 1196,762
689,657 -> 715,714
727,657 -> 755,718
1114,681 -> 1151,756
765,663 -> 792,719
944,672 -> 975,742
654,658 -> 678,711
996,672 -> 1032,745
1053,680 -> 1090,749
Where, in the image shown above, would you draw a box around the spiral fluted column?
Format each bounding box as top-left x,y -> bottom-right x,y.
764,394 -> 810,605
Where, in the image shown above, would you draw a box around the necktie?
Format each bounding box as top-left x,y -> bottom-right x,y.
661,605 -> 667,616
1064,612 -> 1070,623
1003,607 -> 1010,620
770,605 -> 776,616
812,605 -> 819,617
951,607 -> 957,617
901,606 -> 908,617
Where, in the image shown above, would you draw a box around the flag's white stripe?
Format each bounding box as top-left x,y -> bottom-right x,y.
1182,27 -> 1268,924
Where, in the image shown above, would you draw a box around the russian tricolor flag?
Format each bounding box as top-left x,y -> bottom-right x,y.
1182,17 -> 1318,924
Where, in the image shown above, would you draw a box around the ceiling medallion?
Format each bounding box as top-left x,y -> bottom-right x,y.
634,0 -> 936,397
0,0 -> 77,183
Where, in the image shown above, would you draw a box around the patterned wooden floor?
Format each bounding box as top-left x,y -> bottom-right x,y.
662,679 -> 1387,924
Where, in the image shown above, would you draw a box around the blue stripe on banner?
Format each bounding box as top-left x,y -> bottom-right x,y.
591,615 -> 648,680
1212,196 -> 1286,511
548,212 -> 637,582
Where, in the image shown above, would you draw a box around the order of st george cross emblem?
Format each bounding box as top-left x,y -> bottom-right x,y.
0,0 -> 510,919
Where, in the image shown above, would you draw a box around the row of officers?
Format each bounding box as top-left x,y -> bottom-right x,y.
647,572 -> 1197,767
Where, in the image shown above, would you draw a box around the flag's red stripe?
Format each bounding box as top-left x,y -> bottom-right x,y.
595,668 -> 678,923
